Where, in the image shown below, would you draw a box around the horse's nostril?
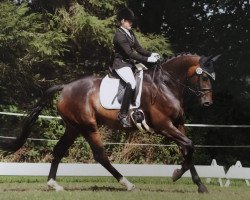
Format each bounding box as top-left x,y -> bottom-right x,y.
203,102 -> 212,107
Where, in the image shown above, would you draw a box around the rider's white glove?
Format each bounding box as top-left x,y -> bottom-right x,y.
151,52 -> 161,59
147,55 -> 158,63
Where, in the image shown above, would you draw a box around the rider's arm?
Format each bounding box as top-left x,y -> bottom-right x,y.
132,33 -> 151,57
115,32 -> 149,63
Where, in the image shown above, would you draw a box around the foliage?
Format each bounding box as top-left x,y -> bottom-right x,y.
129,0 -> 250,166
1,0 -> 249,166
0,0 -> 171,106
0,0 -> 174,164
0,120 -> 181,164
0,1 -> 68,106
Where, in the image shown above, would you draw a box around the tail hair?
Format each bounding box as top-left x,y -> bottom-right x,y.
0,85 -> 64,153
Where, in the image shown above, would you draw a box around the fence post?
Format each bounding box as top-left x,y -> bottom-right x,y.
225,160 -> 250,187
205,159 -> 224,187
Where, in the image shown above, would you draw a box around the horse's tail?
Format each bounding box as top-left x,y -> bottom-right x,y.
0,84 -> 64,153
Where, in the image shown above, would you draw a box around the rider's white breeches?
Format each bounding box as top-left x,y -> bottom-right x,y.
115,67 -> 136,89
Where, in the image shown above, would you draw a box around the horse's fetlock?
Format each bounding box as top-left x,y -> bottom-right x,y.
192,174 -> 201,183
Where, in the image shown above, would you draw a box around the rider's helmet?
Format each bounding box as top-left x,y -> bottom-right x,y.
116,7 -> 135,22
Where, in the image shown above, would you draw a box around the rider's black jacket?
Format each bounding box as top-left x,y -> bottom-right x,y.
112,28 -> 151,70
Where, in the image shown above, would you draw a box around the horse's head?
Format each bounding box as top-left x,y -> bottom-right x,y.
187,55 -> 220,107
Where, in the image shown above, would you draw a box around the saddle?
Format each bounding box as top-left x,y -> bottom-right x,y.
99,63 -> 153,133
100,65 -> 144,110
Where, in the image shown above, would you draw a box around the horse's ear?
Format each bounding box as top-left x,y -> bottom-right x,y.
211,54 -> 221,62
199,56 -> 208,64
199,55 -> 212,65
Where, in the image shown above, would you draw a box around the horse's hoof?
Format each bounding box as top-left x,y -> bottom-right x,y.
119,177 -> 135,191
172,169 -> 183,182
198,184 -> 209,193
127,184 -> 135,191
47,178 -> 64,192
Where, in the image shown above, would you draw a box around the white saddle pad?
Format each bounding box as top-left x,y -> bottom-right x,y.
100,71 -> 144,109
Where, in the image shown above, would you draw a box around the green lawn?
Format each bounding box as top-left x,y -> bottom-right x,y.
0,176 -> 249,200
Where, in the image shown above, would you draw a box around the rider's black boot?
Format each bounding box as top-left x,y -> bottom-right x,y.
118,83 -> 133,128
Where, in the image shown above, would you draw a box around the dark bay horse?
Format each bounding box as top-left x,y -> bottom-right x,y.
0,53 -> 220,193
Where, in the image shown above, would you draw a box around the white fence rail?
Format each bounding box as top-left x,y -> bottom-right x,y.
1,111 -> 250,128
1,111 -> 250,148
1,112 -> 250,187
1,159 -> 249,187
0,161 -> 224,178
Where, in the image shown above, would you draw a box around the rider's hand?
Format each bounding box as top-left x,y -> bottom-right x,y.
151,52 -> 161,60
147,55 -> 158,63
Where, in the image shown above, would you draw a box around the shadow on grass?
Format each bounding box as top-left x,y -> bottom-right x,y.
63,185 -> 197,193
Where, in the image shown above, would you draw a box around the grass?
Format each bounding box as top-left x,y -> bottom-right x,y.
0,176 -> 249,200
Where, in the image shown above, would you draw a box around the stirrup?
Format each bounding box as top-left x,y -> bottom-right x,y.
130,109 -> 154,133
118,113 -> 132,128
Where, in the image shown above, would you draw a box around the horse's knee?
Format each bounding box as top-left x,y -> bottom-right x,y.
186,140 -> 194,151
182,139 -> 194,156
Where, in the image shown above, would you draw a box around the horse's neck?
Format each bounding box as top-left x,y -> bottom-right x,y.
163,55 -> 199,82
148,55 -> 199,98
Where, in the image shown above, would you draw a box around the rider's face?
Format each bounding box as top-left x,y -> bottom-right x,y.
121,19 -> 133,30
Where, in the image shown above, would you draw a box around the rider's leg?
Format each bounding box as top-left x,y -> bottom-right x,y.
115,67 -> 136,127
118,83 -> 133,127
115,66 -> 136,90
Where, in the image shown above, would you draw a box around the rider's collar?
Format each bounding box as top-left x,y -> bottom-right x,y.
120,26 -> 132,38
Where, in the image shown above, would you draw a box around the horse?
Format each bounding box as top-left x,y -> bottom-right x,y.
0,53 -> 220,193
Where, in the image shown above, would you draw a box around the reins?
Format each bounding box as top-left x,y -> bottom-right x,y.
159,65 -> 204,96
150,64 -> 160,104
151,56 -> 212,105
150,61 -> 213,104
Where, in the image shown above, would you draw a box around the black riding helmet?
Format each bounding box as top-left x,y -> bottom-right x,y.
116,7 -> 135,22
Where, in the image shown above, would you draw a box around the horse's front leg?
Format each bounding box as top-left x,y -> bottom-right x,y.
162,124 -> 207,193
158,124 -> 193,179
177,124 -> 208,193
169,124 -> 194,181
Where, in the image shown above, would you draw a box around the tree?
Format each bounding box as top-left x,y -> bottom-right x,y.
0,0 -> 172,107
128,0 -> 250,166
0,1 -> 174,163
0,1 -> 68,106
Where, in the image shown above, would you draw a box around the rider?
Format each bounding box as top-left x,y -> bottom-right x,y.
112,7 -> 160,128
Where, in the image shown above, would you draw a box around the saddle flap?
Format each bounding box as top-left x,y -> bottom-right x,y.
99,71 -> 144,110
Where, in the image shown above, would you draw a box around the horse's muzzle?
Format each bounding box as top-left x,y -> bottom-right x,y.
202,101 -> 213,107
200,90 -> 213,107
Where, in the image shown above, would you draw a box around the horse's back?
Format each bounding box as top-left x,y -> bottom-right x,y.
62,75 -> 101,95
57,76 -> 102,124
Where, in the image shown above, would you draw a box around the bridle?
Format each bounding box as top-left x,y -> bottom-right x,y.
158,64 -> 213,97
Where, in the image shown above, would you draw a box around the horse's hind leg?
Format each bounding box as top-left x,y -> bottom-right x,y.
47,126 -> 79,191
84,130 -> 135,191
190,165 -> 208,193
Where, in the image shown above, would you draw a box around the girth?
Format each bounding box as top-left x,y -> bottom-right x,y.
110,70 -> 142,105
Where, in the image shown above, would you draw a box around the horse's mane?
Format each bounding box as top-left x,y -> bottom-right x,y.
145,52 -> 199,80
162,52 -> 199,65
144,52 -> 200,98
